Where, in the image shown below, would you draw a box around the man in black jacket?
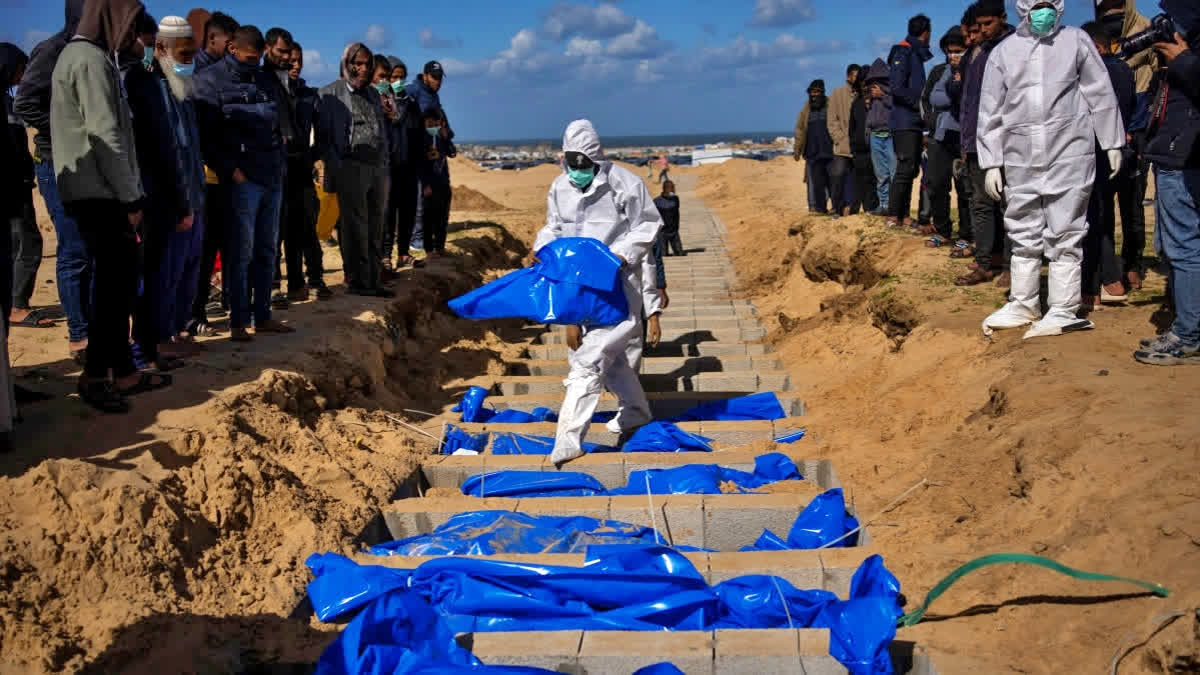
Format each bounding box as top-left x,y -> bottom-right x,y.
282,43 -> 329,299
1133,0 -> 1200,365
13,0 -> 90,360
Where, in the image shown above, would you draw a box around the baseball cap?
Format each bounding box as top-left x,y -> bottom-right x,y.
423,60 -> 445,79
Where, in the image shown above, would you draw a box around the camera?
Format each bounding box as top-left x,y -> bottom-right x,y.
1118,13 -> 1176,56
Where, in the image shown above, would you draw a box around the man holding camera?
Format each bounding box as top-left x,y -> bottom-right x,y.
1133,0 -> 1200,365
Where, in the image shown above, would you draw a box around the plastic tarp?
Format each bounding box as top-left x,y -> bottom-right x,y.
448,237 -> 628,327
366,511 -> 670,557
451,386 -> 491,423
490,433 -> 616,456
774,428 -> 807,444
442,425 -> 488,456
462,453 -> 803,498
308,546 -> 903,674
744,487 -> 860,550
623,421 -> 714,453
488,408 -> 557,423
669,392 -> 787,422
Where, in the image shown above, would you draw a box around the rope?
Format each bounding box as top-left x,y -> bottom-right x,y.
818,478 -> 927,549
646,474 -> 663,545
1109,611 -> 1188,675
898,553 -> 1171,628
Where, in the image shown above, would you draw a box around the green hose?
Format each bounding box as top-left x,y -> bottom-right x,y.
898,553 -> 1171,628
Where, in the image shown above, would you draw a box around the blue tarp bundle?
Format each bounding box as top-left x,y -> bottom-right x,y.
451,386 -> 492,423
449,237 -> 629,327
308,546 -> 902,674
462,453 -> 803,498
623,421 -> 714,452
491,433 -> 616,455
442,425 -> 489,455
367,511 -> 669,557
668,392 -> 787,422
744,488 -> 860,550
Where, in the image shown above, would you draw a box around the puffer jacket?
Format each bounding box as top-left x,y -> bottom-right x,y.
192,53 -> 285,189
887,35 -> 933,131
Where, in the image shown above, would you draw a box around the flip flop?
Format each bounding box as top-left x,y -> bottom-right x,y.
12,308 -> 56,328
925,235 -> 948,248
117,372 -> 173,396
78,380 -> 130,414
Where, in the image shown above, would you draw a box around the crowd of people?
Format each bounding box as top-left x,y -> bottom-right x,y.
795,0 -> 1198,363
0,0 -> 460,423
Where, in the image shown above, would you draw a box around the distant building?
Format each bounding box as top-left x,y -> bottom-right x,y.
692,148 -> 735,165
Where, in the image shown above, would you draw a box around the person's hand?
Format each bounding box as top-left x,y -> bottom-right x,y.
177,210 -> 194,232
128,210 -> 143,227
524,252 -> 540,267
658,288 -> 670,310
566,325 -> 582,351
616,255 -> 627,267
953,70 -> 962,82
647,315 -> 661,348
984,168 -> 1004,201
232,168 -> 248,184
1107,148 -> 1123,180
792,152 -> 801,162
423,185 -> 433,198
1153,33 -> 1190,63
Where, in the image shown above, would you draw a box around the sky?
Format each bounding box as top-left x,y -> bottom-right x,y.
2,0 -> 1164,141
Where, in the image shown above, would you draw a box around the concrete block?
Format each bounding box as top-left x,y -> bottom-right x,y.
695,372 -> 759,392
419,456 -> 463,490
702,494 -> 804,551
699,421 -> 775,447
383,497 -> 520,540
609,494 -> 705,548
758,372 -> 793,391
707,550 -> 824,590
496,375 -> 563,395
578,630 -> 714,675
465,630 -> 582,672
741,327 -> 768,341
542,453 -> 626,489
519,496 -> 611,521
819,547 -> 878,597
715,629 -> 844,675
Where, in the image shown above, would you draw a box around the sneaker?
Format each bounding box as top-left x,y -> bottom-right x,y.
1134,332 -> 1200,366
205,301 -> 227,318
271,291 -> 290,309
311,281 -> 334,300
287,288 -> 310,302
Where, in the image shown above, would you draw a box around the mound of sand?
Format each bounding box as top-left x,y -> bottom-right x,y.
451,185 -> 510,213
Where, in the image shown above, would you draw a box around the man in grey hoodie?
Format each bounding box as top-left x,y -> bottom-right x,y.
863,59 -> 894,215
52,0 -> 166,414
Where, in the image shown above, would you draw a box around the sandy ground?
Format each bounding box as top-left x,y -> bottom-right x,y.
0,152 -> 1196,673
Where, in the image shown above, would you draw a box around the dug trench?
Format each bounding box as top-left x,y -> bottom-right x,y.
0,220 -> 542,674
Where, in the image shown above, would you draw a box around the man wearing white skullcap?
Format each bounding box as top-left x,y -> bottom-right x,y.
124,16 -> 208,370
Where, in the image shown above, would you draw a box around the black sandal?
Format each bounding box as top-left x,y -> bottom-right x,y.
12,308 -> 56,328
78,380 -> 130,413
117,372 -> 173,396
154,356 -> 188,372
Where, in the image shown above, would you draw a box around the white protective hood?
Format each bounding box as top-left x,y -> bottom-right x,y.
563,119 -> 605,163
1015,0 -> 1066,38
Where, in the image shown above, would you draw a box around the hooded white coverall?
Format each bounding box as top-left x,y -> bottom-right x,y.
534,120 -> 663,463
977,0 -> 1125,338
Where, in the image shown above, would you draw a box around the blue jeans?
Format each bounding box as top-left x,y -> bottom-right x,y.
870,133 -> 895,211
35,158 -> 91,342
227,181 -> 282,329
1154,167 -> 1200,346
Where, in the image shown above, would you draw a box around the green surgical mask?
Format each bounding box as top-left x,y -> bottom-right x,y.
1029,7 -> 1058,36
375,81 -> 390,95
391,79 -> 406,93
426,126 -> 440,138
567,167 -> 595,189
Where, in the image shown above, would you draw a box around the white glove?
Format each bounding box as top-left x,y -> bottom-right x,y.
984,168 -> 1004,201
1107,148 -> 1123,179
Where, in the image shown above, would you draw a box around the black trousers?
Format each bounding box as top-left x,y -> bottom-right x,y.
927,136 -> 960,240
852,151 -> 879,214
280,158 -> 323,289
66,199 -> 138,380
10,194 -> 41,311
422,191 -> 450,254
191,183 -> 226,324
383,167 -> 418,263
967,154 -> 1010,269
806,158 -> 831,214
888,130 -> 923,221
830,156 -> 853,215
1083,166 -> 1140,294
660,229 -> 684,256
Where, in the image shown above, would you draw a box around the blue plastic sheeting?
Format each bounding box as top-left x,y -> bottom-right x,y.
451,386 -> 492,423
448,237 -> 629,327
442,425 -> 488,455
488,408 -> 557,423
464,453 -> 804,498
462,471 -> 607,498
669,392 -> 787,422
634,666 -> 685,675
623,421 -> 714,452
774,428 -> 807,444
367,511 -> 670,557
744,488 -> 860,550
307,545 -> 902,674
491,432 -> 616,456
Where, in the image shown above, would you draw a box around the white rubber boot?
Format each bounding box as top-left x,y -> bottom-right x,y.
982,255 -> 1043,336
550,370 -> 603,465
1024,260 -> 1094,339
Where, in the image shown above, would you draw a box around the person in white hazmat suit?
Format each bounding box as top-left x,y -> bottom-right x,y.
977,0 -> 1126,339
533,120 -> 663,465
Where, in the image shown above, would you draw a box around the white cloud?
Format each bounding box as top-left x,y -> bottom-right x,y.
419,27 -> 462,50
565,37 -> 604,57
542,2 -> 636,41
606,20 -> 671,59
501,28 -> 538,59
363,24 -> 392,49
750,0 -> 817,27
302,49 -> 335,78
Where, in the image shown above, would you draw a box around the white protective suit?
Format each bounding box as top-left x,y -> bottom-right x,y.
977,0 -> 1125,339
534,120 -> 664,463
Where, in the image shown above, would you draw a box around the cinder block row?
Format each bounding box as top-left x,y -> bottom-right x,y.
382,493 -> 827,551
538,327 -> 767,346
506,355 -> 782,377
526,341 -> 772,360
352,548 -> 871,598
446,390 -> 805,419
444,416 -> 804,451
421,451 -> 838,492
457,628 -> 846,674
492,370 -> 790,395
